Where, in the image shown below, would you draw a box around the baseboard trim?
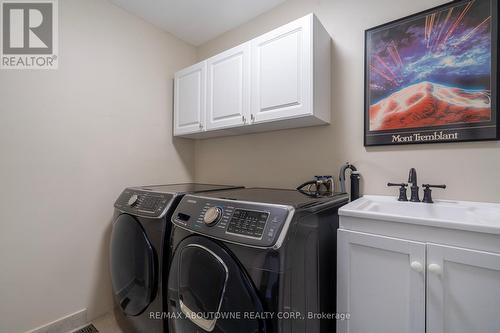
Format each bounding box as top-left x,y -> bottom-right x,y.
26,309 -> 87,333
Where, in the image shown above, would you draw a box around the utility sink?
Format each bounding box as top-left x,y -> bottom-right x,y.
339,195 -> 500,234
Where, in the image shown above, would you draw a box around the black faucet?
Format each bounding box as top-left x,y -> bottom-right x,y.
408,168 -> 420,202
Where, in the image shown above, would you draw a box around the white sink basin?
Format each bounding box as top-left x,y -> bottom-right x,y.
339,195 -> 500,234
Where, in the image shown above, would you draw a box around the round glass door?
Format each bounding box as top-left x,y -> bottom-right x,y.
110,214 -> 157,316
168,236 -> 266,333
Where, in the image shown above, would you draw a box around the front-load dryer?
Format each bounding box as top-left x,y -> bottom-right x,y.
110,183 -> 242,333
168,188 -> 349,333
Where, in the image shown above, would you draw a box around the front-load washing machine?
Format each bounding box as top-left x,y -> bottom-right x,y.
110,183 -> 242,333
167,188 -> 349,333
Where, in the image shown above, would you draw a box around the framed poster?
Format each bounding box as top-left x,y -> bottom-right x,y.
364,0 -> 499,146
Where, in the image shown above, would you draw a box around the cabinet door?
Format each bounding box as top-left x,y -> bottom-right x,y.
427,243 -> 500,333
174,61 -> 206,135
206,43 -> 250,130
337,230 -> 426,333
250,14 -> 312,123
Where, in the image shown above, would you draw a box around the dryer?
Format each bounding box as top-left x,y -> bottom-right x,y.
110,183 -> 241,333
167,188 -> 349,333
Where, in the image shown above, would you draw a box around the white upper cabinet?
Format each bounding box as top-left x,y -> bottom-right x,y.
250,14 -> 312,123
206,43 -> 250,130
174,61 -> 206,136
173,13 -> 331,138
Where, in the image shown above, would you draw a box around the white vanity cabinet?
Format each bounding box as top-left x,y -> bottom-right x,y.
337,230 -> 425,333
173,13 -> 331,138
426,243 -> 500,333
337,196 -> 500,333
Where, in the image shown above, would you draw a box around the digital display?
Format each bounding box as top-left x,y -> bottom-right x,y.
139,196 -> 160,211
227,209 -> 269,238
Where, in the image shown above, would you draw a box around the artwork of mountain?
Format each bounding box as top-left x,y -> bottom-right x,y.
369,81 -> 491,131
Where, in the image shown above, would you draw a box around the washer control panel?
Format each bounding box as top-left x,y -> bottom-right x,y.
172,195 -> 292,247
227,209 -> 269,238
114,188 -> 173,218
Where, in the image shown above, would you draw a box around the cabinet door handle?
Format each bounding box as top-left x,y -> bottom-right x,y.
410,261 -> 424,273
250,114 -> 255,122
428,263 -> 442,275
242,115 -> 246,123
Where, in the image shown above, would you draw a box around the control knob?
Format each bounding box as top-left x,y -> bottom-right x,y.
128,194 -> 139,206
203,207 -> 222,226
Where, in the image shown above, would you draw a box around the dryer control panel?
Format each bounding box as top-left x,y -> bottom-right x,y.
171,195 -> 292,248
114,188 -> 174,218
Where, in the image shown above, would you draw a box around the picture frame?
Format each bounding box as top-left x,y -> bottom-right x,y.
364,0 -> 500,146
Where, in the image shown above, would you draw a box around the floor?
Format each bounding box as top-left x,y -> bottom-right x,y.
91,312 -> 124,333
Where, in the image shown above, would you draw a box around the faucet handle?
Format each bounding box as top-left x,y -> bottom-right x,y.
387,183 -> 408,201
387,182 -> 407,187
423,184 -> 447,189
422,184 -> 446,203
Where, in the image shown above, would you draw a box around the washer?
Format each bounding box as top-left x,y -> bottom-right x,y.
110,183 -> 242,333
168,188 -> 349,333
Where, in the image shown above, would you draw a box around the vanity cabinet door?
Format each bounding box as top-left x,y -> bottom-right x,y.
337,230 -> 426,333
426,243 -> 500,333
250,14 -> 312,123
174,61 -> 206,135
206,43 -> 250,130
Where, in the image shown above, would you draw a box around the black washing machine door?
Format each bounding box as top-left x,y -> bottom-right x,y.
110,213 -> 157,316
168,236 -> 266,333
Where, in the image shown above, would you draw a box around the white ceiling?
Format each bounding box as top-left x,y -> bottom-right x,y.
110,0 -> 286,46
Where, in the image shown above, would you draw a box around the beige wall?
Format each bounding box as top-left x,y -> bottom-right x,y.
0,1 -> 196,332
194,0 -> 500,203
1,1 -> 499,332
